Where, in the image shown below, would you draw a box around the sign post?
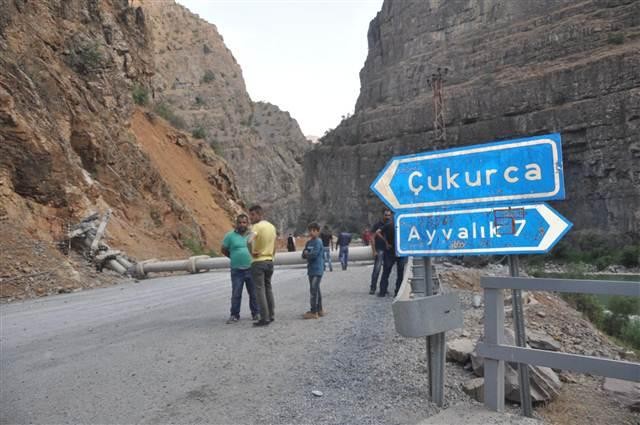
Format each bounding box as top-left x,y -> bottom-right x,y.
508,255 -> 533,416
371,133 -> 570,415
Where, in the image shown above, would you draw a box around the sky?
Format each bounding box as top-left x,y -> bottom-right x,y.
176,0 -> 383,137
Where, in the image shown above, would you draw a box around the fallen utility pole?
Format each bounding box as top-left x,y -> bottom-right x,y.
130,246 -> 375,279
67,211 -> 133,275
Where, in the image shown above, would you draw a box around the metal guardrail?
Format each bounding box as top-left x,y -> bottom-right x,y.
478,276 -> 640,412
392,258 -> 464,406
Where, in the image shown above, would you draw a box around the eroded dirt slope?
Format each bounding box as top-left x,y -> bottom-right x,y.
0,1 -> 242,301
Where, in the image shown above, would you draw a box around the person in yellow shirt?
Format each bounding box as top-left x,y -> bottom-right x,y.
248,205 -> 277,327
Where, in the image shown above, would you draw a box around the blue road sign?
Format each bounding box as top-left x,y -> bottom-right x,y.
371,133 -> 565,210
395,204 -> 572,256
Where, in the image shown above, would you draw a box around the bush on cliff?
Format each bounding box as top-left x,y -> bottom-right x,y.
132,85 -> 149,106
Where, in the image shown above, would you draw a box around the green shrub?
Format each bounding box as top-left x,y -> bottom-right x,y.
608,296 -> 640,317
607,32 -> 624,45
201,70 -> 215,84
132,85 -> 149,106
153,102 -> 186,129
600,297 -> 639,339
69,42 -> 103,75
195,96 -> 205,106
594,255 -> 614,271
182,237 -> 218,257
601,312 -> 628,338
562,293 -> 604,325
191,126 -> 206,139
621,320 -> 640,349
619,245 -> 640,268
209,139 -> 221,152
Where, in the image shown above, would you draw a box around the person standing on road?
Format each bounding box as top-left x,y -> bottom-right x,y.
287,233 -> 296,252
336,230 -> 352,270
221,214 -> 260,324
361,226 -> 372,246
301,222 -> 326,319
248,205 -> 277,327
369,209 -> 392,295
320,225 -> 334,272
377,211 -> 407,297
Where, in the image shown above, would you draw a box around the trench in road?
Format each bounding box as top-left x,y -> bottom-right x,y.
1,263 -> 431,424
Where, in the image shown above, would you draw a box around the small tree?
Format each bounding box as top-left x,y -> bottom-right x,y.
619,245 -> 640,268
192,126 -> 206,139
607,32 -> 624,45
201,70 -> 215,84
69,42 -> 103,75
132,85 -> 149,106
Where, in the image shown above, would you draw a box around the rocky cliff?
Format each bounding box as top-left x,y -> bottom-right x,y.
303,0 -> 640,242
137,1 -> 310,230
0,0 -> 243,299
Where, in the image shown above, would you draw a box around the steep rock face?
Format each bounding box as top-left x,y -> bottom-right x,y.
251,101 -> 311,230
0,0 -> 243,298
138,1 -> 310,230
303,0 -> 640,241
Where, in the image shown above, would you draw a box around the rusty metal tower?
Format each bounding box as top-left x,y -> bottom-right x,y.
428,67 -> 448,143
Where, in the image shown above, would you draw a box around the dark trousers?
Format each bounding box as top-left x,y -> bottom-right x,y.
308,275 -> 323,313
230,268 -> 258,318
370,249 -> 384,291
379,252 -> 407,296
251,261 -> 274,321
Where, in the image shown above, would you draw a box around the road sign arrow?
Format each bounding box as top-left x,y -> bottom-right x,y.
371,134 -> 565,210
395,203 -> 572,256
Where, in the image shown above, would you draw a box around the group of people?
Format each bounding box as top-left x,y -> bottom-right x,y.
220,205 -> 334,325
319,226 -> 352,271
221,205 -> 277,327
220,205 -> 405,326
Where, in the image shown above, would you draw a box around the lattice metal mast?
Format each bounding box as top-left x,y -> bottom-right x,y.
428,67 -> 448,143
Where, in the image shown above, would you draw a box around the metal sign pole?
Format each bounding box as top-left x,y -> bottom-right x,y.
509,255 -> 533,417
423,257 -> 445,406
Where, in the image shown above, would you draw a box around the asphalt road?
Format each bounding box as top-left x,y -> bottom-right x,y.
1,262 -> 434,425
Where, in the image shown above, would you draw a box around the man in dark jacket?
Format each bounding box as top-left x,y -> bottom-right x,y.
369,209 -> 392,294
336,231 -> 352,270
376,211 -> 407,297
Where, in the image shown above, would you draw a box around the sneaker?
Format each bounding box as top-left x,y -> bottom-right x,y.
377,292 -> 387,297
318,310 -> 327,317
369,289 -> 376,295
252,314 -> 260,321
226,316 -> 239,324
303,311 -> 319,319
253,320 -> 270,327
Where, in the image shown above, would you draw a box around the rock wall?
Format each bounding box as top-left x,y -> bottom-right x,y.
138,1 -> 310,230
303,0 -> 640,242
0,0 -> 244,297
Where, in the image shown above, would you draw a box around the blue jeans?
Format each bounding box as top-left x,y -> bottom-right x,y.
338,246 -> 349,270
323,247 -> 333,271
379,252 -> 407,296
230,268 -> 259,318
308,275 -> 323,313
370,249 -> 384,291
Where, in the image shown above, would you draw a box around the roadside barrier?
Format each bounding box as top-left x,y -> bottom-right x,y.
478,276 -> 640,412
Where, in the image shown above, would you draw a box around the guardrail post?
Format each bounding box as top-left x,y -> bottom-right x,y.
484,287 -> 505,412
509,256 -> 533,416
423,257 -> 445,407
